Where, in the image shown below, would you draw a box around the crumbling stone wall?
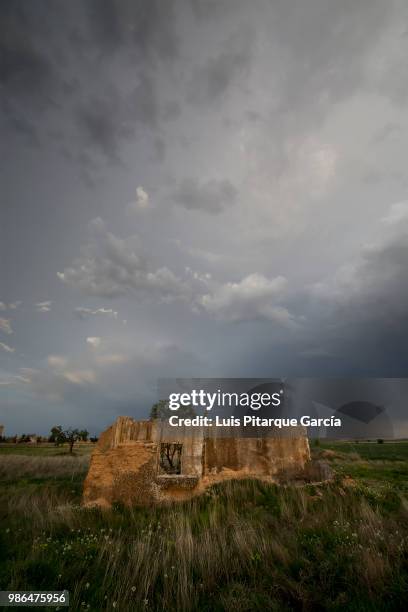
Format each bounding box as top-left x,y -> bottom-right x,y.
204,435 -> 310,479
83,416 -> 311,507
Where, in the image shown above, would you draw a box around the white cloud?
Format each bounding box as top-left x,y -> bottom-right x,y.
136,186 -> 149,208
22,357 -> 97,402
127,186 -> 150,213
62,370 -> 96,385
95,353 -> 129,365
86,336 -> 102,348
137,185 -> 149,208
47,355 -> 68,369
74,307 -> 118,319
0,318 -> 13,334
0,302 -> 21,311
35,301 -> 52,312
13,374 -> 31,383
0,342 -> 15,353
1,369 -> 35,386
199,273 -> 296,324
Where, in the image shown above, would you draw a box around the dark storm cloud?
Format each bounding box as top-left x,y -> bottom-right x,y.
75,70 -> 162,160
314,226 -> 408,326
76,94 -> 127,160
188,48 -> 250,106
85,0 -> 179,60
76,1 -> 178,159
5,0 -> 408,436
6,115 -> 39,146
189,0 -> 246,22
0,1 -> 56,102
171,178 -> 237,213
0,0 -> 177,161
0,0 -> 64,148
222,207 -> 408,378
302,214 -> 408,374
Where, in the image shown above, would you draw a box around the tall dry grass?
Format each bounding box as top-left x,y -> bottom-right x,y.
0,453 -> 90,479
1,454 -> 408,610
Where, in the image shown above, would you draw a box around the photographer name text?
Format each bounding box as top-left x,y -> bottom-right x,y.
167,415 -> 342,428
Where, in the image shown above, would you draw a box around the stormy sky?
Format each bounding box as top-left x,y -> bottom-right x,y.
2,0 -> 408,435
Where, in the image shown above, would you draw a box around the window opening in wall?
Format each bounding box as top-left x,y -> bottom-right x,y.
159,443 -> 182,474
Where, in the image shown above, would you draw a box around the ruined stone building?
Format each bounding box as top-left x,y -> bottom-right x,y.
83,416 -> 310,507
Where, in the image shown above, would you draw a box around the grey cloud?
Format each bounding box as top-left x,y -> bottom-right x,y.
0,0 -> 68,149
35,301 -> 52,313
313,232 -> 408,320
161,100 -> 181,122
22,366 -> 96,404
6,114 -> 40,147
0,318 -> 13,334
270,0 -> 389,112
190,0 -> 243,22
75,73 -> 158,159
76,94 -> 130,161
86,0 -> 179,60
58,218 -> 191,301
1,1 -> 175,163
188,43 -> 251,106
305,214 -> 408,373
171,178 -> 237,213
74,307 -> 118,320
153,137 -> 166,163
2,341 -> 203,434
0,342 -> 15,353
0,2 -> 56,103
199,273 -> 296,325
6,0 -> 408,435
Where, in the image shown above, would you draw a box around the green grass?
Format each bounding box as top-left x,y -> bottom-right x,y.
318,440 -> 408,462
0,442 -> 408,611
0,443 -> 94,456
314,440 -> 408,494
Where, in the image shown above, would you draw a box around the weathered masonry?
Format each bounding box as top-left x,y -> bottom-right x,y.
83,416 -> 310,507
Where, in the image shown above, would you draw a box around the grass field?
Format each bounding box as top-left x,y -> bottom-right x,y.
1,441 -> 408,611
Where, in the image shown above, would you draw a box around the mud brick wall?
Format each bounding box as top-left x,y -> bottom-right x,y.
83,417 -> 310,507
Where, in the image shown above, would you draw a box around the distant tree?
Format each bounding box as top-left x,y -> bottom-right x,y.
150,400 -> 196,421
64,428 -> 81,454
150,400 -> 168,420
90,436 -> 98,443
49,426 -> 82,452
50,425 -> 65,446
377,438 -> 384,444
78,430 -> 89,442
